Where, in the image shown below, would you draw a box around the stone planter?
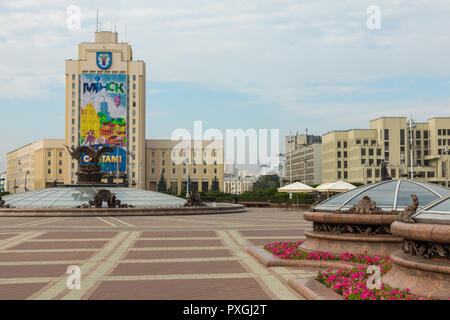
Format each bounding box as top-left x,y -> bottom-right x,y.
300,211 -> 402,256
381,221 -> 450,300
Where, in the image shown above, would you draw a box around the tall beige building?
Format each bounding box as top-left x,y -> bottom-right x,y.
64,31 -> 146,188
285,133 -> 322,185
6,140 -> 65,193
286,143 -> 322,185
322,117 -> 450,186
146,140 -> 224,194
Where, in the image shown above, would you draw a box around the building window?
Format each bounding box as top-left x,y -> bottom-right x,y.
133,75 -> 136,81
172,168 -> 176,174
361,149 -> 366,156
384,129 -> 389,140
416,131 -> 421,139
369,149 -> 373,156
356,139 -> 361,145
72,74 -> 75,80
337,161 -> 341,168
400,129 -> 405,145
337,141 -> 341,148
337,151 -> 341,157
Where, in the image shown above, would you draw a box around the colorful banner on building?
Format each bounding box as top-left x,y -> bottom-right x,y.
80,74 -> 127,172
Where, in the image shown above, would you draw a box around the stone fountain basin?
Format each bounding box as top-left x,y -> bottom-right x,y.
390,221 -> 450,244
303,211 -> 397,225
300,211 -> 402,256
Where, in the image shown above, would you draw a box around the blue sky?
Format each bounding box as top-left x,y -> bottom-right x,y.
1,0 -> 450,172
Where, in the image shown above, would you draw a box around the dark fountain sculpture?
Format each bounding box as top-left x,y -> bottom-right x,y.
65,145 -> 115,184
66,145 -> 134,208
184,190 -> 207,207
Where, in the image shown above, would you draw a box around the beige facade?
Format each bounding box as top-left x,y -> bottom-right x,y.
322,117 -> 450,186
146,140 -> 224,194
286,143 -> 322,185
285,133 -> 322,185
6,140 -> 65,193
64,31 -> 146,188
224,176 -> 256,194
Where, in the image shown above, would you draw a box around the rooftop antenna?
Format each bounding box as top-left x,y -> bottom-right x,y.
125,24 -> 128,42
96,10 -> 99,32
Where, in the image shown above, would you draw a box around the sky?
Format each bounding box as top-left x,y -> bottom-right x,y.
0,0 -> 450,172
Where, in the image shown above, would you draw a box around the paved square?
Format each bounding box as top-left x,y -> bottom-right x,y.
0,208 -> 316,300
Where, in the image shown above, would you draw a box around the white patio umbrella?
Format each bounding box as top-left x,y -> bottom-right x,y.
316,181 -> 356,193
278,182 -> 315,193
278,182 -> 315,208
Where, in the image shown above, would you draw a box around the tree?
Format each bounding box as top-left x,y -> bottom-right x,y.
211,176 -> 220,191
252,174 -> 280,189
157,171 -> 167,192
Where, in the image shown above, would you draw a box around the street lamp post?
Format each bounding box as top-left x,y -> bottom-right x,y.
407,116 -> 416,180
444,144 -> 449,188
287,132 -> 294,200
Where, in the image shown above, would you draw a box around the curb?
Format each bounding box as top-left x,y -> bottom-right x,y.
288,277 -> 343,300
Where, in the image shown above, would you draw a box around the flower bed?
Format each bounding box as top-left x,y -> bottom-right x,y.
264,240 -> 428,300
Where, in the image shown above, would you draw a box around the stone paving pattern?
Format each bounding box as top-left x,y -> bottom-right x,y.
0,208 -> 317,300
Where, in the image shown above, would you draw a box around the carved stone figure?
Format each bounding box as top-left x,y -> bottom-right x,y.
77,189 -> 134,208
65,145 -> 115,184
397,194 -> 419,223
184,190 -> 206,207
338,196 -> 386,214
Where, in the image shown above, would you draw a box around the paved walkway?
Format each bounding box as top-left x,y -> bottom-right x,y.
0,208 -> 316,300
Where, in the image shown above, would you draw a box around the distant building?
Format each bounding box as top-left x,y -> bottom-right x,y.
146,139 -> 224,194
322,117 -> 450,185
224,160 -> 236,177
6,140 -> 65,193
286,144 -> 322,185
285,132 -> 322,185
224,176 -> 256,194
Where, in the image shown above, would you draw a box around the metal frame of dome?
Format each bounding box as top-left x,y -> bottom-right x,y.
412,193 -> 450,225
2,186 -> 187,208
314,179 -> 450,212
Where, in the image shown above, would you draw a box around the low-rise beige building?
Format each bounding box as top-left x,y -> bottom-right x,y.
322,117 -> 450,186
224,176 -> 256,194
6,140 -> 65,193
146,139 -> 224,194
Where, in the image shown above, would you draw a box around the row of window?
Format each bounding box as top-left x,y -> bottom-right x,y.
151,167 -> 218,175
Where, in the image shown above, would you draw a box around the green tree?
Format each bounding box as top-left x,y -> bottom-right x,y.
211,176 -> 220,191
157,171 -> 167,192
252,174 -> 280,189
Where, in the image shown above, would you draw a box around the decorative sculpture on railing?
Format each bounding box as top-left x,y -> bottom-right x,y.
77,190 -> 134,208
184,190 -> 206,207
337,196 -> 387,214
403,239 -> 449,259
396,194 -> 419,223
65,145 -> 115,184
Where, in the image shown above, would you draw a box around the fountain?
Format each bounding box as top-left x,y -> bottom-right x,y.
0,146 -> 244,217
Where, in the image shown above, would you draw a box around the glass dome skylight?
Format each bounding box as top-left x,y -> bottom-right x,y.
413,194 -> 450,225
314,180 -> 450,212
2,186 -> 186,208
